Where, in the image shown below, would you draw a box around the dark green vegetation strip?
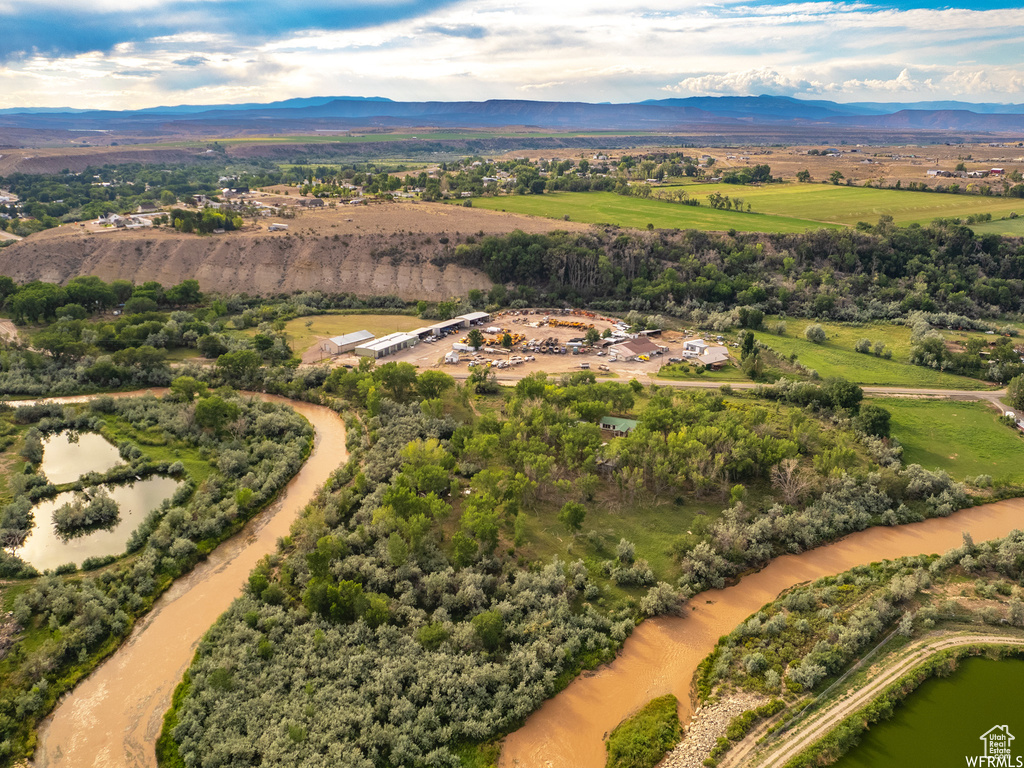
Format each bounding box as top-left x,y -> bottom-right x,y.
0,392 -> 311,766
605,694 -> 682,768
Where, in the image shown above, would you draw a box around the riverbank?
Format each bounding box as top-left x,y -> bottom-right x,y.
498,497 -> 1024,768
660,692 -> 767,768
28,396 -> 347,768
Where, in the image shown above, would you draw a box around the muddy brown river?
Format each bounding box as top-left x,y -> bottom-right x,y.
30,395 -> 347,768
499,498 -> 1024,768
19,391 -> 1024,768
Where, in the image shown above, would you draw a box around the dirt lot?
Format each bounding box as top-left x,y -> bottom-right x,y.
321,309 -> 717,381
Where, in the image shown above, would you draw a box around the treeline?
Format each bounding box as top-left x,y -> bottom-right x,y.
0,390 -> 312,764
443,221 -> 1024,318
0,278 -> 410,397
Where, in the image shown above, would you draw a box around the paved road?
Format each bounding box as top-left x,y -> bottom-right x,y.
742,633 -> 1024,768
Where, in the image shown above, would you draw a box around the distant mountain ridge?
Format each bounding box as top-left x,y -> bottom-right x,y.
2,94 -> 1024,133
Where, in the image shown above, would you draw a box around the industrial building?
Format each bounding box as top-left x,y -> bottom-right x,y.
354,332 -> 419,359
321,330 -> 374,355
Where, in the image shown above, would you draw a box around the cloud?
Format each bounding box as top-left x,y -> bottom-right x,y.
0,0 -> 467,60
834,67 -> 934,93
2,0 -> 1024,108
420,23 -> 487,38
173,56 -> 209,67
665,68 -> 826,97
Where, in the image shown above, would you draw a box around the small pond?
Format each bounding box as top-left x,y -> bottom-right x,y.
16,431 -> 182,571
832,656 -> 1024,768
16,476 -> 182,571
39,431 -> 125,485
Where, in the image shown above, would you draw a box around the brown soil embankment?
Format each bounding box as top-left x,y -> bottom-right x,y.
0,202 -> 584,298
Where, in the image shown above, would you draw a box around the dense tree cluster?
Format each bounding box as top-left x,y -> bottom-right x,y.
444,222 -> 1024,318
163,367 -> 948,768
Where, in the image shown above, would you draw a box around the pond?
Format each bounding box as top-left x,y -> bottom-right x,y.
38,431 -> 125,485
16,431 -> 182,571
832,657 -> 1024,768
16,476 -> 182,571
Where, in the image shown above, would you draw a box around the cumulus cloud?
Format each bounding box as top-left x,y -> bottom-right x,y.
665,68 -> 826,97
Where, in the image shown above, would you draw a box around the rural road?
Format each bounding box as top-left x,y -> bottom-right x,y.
740,633 -> 1024,768
451,370 -> 1009,405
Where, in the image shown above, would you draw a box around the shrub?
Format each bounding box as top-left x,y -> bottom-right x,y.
606,694 -> 682,768
804,324 -> 827,343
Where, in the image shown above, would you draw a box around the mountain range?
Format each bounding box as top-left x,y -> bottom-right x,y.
2,95 -> 1024,136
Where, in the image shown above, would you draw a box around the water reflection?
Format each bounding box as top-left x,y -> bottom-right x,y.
16,476 -> 182,571
39,431 -> 124,485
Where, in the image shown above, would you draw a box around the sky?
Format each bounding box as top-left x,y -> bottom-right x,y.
1,0 -> 1023,110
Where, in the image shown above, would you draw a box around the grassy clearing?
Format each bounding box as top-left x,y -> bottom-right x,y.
662,182 -> 1024,227
757,319 -> 994,390
883,399 -> 1024,485
520,493 -> 725,595
467,192 -> 835,233
98,414 -> 216,486
242,313 -> 422,356
605,694 -> 682,768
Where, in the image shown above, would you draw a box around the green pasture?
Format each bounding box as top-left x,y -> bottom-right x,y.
756,319 -> 994,390
971,216 -> 1024,236
468,192 -> 834,233
884,399 -> 1024,485
662,182 -> 1024,227
241,313 -> 421,356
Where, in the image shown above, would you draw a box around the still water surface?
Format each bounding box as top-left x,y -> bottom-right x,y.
17,476 -> 182,571
832,657 -> 1024,768
39,431 -> 123,485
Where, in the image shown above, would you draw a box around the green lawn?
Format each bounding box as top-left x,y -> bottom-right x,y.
656,362 -> 748,382
883,399 -> 1024,485
757,319 -> 995,390
659,182 -> 1024,228
467,192 -> 836,233
241,313 -> 421,356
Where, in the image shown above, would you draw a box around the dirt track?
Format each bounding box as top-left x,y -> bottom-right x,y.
741,633 -> 1024,768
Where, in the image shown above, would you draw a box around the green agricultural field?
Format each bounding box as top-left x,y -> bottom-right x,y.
883,399 -> 1024,486
971,215 -> 1024,236
756,318 -> 994,390
467,191 -> 835,233
663,182 -> 1024,227
242,312 -> 421,357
